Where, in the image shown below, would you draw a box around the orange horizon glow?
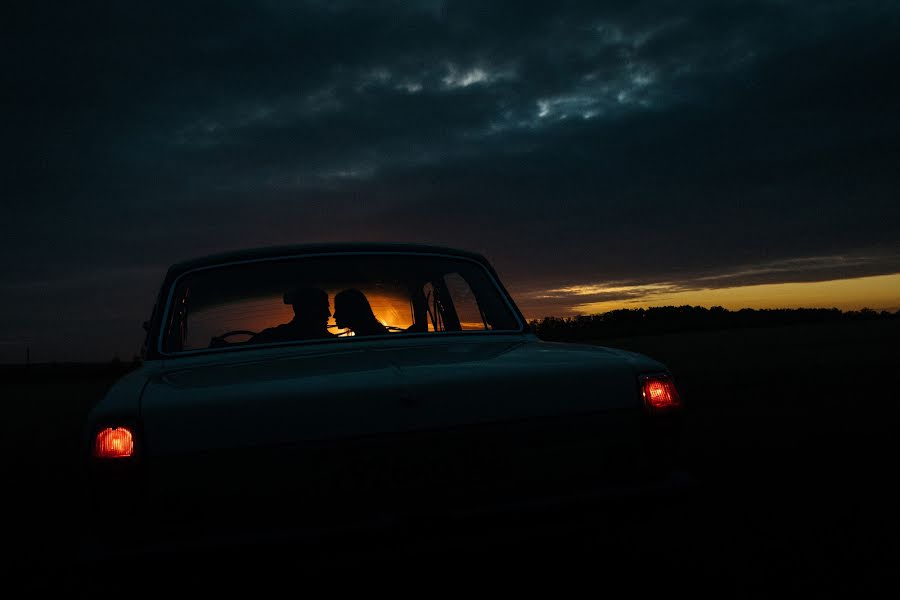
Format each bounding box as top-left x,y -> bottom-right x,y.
189,273 -> 899,344
551,272 -> 900,316
209,291 -> 416,338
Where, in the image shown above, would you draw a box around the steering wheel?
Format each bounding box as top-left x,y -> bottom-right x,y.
209,330 -> 259,348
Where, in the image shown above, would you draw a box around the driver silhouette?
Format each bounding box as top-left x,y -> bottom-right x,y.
250,287 -> 336,344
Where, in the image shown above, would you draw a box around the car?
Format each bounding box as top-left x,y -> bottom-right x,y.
82,243 -> 686,556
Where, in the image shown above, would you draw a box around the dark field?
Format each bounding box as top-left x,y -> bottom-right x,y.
3,320 -> 897,593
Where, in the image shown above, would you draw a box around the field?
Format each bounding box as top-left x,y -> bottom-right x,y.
3,320 -> 896,593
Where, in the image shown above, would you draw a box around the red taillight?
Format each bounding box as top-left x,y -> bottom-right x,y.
93,427 -> 135,459
640,375 -> 682,412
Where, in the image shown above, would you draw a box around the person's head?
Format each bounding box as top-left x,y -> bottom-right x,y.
283,287 -> 331,329
333,289 -> 378,330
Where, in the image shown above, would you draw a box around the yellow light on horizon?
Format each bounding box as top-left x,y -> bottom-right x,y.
565,272 -> 900,315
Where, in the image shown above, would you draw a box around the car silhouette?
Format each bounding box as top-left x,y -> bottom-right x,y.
82,243 -> 685,556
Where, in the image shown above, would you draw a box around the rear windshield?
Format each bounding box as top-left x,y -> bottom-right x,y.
160,254 -> 522,354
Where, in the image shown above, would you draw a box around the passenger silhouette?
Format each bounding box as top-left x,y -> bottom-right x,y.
333,289 -> 390,336
250,287 -> 336,344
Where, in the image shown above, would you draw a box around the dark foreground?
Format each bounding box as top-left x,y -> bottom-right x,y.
2,320 -> 896,593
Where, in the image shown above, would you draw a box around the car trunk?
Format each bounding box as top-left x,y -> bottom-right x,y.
382,338 -> 648,514
137,336 -> 651,540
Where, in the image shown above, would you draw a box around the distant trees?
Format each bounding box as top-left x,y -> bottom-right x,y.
528,306 -> 899,342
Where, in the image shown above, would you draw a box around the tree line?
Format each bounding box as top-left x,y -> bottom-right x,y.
528,306 -> 899,342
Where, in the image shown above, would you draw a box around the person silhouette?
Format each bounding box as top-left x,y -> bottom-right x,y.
333,289 -> 390,336
249,287 -> 336,344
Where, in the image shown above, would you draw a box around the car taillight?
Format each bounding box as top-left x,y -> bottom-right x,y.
639,374 -> 682,413
93,427 -> 135,459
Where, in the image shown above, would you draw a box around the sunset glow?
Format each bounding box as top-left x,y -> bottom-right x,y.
191,292 -> 414,344
239,275 -> 900,334
514,273 -> 900,319
566,273 -> 900,315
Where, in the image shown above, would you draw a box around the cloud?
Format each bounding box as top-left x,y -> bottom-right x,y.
3,0 -> 900,358
514,250 -> 900,315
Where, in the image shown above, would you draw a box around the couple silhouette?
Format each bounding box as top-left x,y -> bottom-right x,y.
250,287 -> 388,345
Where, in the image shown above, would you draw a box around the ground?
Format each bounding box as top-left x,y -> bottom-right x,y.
2,320 -> 896,593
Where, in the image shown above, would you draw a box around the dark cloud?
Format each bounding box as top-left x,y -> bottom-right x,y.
3,1 -> 900,360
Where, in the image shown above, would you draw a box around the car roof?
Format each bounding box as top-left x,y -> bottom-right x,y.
165,243 -> 491,279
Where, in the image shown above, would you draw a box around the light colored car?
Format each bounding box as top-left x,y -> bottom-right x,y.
83,244 -> 685,554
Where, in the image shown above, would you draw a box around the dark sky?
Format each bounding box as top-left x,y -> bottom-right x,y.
3,1 -> 900,361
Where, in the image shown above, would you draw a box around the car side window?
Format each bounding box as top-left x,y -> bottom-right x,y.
421,274 -> 490,332
443,272 -> 490,330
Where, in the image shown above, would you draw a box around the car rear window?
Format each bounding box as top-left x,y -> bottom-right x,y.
160,254 -> 522,354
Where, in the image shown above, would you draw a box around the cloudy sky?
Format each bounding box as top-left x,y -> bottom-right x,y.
3,1 -> 900,361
